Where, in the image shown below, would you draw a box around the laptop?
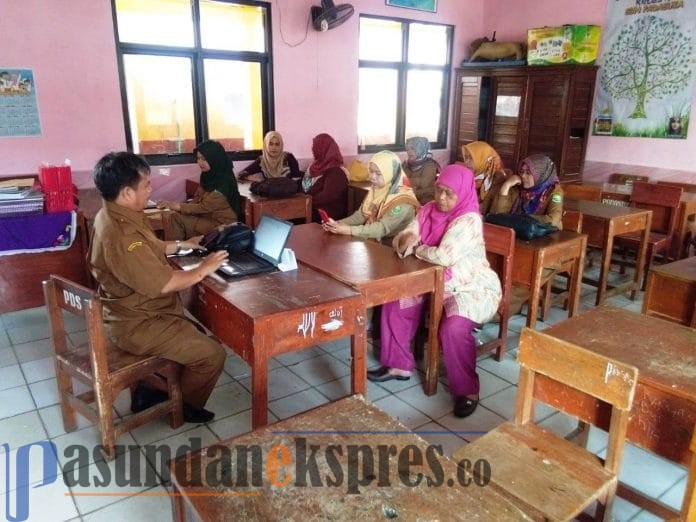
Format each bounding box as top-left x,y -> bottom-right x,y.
217,214 -> 292,277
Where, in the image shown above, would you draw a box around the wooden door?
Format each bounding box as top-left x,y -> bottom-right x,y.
489,76 -> 527,170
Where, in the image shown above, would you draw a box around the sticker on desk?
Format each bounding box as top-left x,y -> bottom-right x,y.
297,312 -> 317,338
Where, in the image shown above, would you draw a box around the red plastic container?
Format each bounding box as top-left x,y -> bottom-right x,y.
40,164 -> 74,212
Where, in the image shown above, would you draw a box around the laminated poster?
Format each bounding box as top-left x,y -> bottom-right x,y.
0,68 -> 42,138
593,0 -> 696,139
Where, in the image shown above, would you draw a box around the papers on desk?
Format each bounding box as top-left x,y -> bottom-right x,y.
0,187 -> 34,200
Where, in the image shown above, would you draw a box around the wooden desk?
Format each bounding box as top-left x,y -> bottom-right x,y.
169,395 -> 534,522
173,258 -> 366,428
565,199 -> 651,304
237,182 -> 311,228
286,223 -> 444,396
598,183 -> 696,259
537,306 -> 696,518
643,256 -> 696,327
512,230 -> 587,329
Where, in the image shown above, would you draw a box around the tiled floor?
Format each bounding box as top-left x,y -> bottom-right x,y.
0,275 -> 688,521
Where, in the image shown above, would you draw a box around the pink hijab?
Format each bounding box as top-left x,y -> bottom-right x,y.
418,164 -> 479,247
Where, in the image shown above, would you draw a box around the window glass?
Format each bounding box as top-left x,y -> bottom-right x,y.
115,0 -> 193,47
200,1 -> 266,52
358,68 -> 398,146
359,18 -> 402,62
122,55 -> 196,155
408,23 -> 448,65
204,59 -> 263,150
405,70 -> 443,142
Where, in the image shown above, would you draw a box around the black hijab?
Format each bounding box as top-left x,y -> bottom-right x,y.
194,140 -> 241,218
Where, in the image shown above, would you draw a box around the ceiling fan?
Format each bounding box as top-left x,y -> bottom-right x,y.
310,0 -> 354,32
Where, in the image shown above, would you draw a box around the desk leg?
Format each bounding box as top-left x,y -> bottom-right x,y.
350,306 -> 367,395
424,268 -> 444,396
596,226 -> 615,306
567,238 -> 586,318
631,215 -> 651,300
526,252 -> 543,329
304,197 -> 312,224
251,334 -> 269,429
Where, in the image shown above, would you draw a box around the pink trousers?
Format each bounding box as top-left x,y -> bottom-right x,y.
380,299 -> 480,397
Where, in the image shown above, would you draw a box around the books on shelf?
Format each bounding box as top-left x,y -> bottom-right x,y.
0,190 -> 44,217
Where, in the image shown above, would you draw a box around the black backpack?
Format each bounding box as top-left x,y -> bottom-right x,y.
200,223 -> 253,254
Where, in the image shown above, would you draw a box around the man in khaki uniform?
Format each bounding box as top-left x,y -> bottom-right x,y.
89,152 -> 229,423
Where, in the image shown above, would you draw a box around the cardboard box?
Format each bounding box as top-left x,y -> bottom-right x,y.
527,25 -> 601,65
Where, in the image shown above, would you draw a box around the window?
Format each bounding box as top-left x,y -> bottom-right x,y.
358,16 -> 453,153
112,0 -> 273,164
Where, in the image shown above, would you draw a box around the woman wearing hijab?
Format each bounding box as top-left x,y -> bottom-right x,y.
323,150 -> 420,244
461,141 -> 507,214
238,131 -> 301,182
157,140 -> 241,239
301,133 -> 349,222
490,153 -> 563,227
402,136 -> 440,205
367,164 -> 501,418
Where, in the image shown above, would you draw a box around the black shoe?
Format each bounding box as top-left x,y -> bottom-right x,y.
183,404 -> 215,423
131,384 -> 169,413
366,366 -> 411,383
453,396 -> 479,418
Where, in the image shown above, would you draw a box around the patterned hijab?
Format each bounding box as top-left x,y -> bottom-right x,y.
513,154 -> 559,216
194,140 -> 241,217
405,137 -> 432,172
307,133 -> 343,177
360,151 -> 420,223
260,131 -> 286,178
463,141 -> 503,201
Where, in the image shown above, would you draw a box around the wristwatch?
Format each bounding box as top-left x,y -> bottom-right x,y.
175,240 -> 182,254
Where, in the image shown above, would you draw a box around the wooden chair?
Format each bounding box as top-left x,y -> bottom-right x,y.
613,181 -> 683,289
540,209 -> 583,320
674,424 -> 696,521
563,183 -> 603,202
608,173 -> 650,185
454,328 -> 638,521
44,275 -> 183,459
658,181 -> 696,259
414,223 -> 514,362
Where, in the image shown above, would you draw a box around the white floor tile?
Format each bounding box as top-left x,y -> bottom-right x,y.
0,345 -> 17,367
0,385 -> 36,419
659,476 -> 686,511
206,409 -> 278,442
237,366 -> 311,401
81,485 -> 173,522
477,369 -> 511,399
476,355 -> 520,385
272,345 -> 325,366
0,473 -> 78,522
0,364 -> 25,390
7,323 -> 51,346
0,411 -> 48,450
1,306 -> 48,329
12,337 -> 54,364
0,440 -> 59,493
285,352 -> 350,386
0,328 -> 11,349
397,384 -> 454,420
436,405 -> 506,442
52,426 -> 138,470
413,421 -> 466,458
28,378 -> 60,409
617,442 -> 687,499
39,404 -> 92,439
204,381 -> 252,420
20,356 -> 55,384
372,395 -> 430,429
315,375 -> 389,402
269,388 -> 329,420
537,411 -> 580,439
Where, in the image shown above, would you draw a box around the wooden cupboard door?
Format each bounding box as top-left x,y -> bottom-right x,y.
454,75 -> 483,162
523,74 -> 570,170
489,76 -> 527,171
561,69 -> 597,182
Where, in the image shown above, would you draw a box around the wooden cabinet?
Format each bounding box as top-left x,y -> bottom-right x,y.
451,64 -> 597,183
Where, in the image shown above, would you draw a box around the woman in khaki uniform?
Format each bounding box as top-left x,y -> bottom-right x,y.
489,154 -> 563,227
90,152 -> 229,423
461,141 -> 507,215
158,140 -> 241,239
402,136 -> 440,205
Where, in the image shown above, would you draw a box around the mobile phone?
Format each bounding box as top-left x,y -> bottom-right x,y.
318,209 -> 330,223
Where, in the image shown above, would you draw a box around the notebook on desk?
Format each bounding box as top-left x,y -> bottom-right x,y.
218,214 -> 292,277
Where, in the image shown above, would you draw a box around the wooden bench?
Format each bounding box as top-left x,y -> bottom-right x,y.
454,327 -> 638,521
643,256 -> 696,327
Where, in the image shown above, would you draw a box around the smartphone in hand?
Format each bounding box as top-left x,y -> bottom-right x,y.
318,209 -> 330,223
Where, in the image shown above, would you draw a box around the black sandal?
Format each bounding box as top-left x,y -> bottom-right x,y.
453,396 -> 479,418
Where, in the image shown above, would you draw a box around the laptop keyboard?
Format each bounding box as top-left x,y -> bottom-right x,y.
227,252 -> 265,271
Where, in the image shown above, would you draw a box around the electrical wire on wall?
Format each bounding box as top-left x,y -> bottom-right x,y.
277,0 -> 311,47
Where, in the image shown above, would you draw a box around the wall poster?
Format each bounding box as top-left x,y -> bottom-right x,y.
593,0 -> 696,139
0,68 -> 42,138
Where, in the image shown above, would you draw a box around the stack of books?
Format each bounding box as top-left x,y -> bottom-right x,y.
0,179 -> 44,217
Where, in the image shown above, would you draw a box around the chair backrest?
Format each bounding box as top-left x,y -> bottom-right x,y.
630,181 -> 682,235
516,328 -> 638,472
657,180 -> 696,194
681,425 -> 696,521
483,223 -> 514,319
563,184 -> 602,203
185,179 -> 200,199
608,173 -> 650,185
561,209 -> 583,233
43,275 -> 108,378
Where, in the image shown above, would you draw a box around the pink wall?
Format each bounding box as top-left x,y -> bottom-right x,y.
483,0 -> 696,178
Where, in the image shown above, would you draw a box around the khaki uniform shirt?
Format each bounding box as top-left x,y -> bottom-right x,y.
88,201 -> 183,349
180,187 -> 237,224
489,185 -> 564,228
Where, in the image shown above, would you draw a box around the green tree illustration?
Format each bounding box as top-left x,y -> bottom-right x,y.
601,15 -> 692,119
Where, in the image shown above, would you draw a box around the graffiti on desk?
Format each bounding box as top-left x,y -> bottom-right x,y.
321,307 -> 344,332
604,362 -> 634,385
297,312 -> 317,338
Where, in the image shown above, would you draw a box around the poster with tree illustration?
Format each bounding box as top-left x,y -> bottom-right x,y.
593,0 -> 695,139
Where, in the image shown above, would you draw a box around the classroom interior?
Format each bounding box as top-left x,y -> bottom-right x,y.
1,1 -> 695,521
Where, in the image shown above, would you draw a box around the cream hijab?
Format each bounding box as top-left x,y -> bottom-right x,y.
260,131 -> 285,178
360,151 -> 420,223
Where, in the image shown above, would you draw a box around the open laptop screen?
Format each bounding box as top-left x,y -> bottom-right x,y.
252,215 -> 293,265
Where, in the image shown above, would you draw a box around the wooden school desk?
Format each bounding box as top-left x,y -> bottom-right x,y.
511,230 -> 587,329
172,258 -> 365,429
237,182 -> 311,228
643,256 -> 696,327
536,306 -> 696,519
564,199 -> 651,304
286,223 -> 444,396
169,395 -> 535,522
